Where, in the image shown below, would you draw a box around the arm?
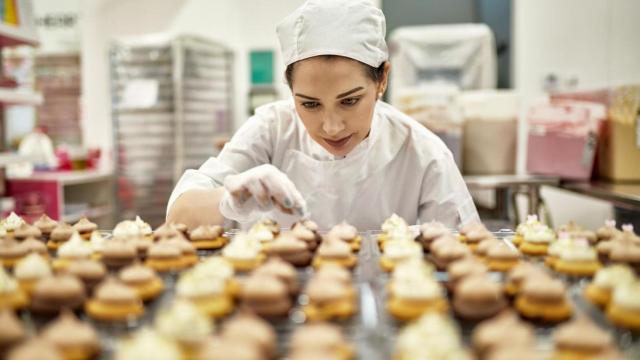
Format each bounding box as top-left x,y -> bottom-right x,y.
417,152 -> 479,229
166,188 -> 226,229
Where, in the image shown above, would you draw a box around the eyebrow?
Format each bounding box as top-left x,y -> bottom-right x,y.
294,86 -> 365,101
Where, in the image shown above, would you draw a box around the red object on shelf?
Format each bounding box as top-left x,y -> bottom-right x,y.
6,180 -> 59,222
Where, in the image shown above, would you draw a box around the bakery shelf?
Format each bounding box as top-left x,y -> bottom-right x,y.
20,170 -> 114,185
0,152 -> 27,166
0,87 -> 43,106
0,22 -> 39,47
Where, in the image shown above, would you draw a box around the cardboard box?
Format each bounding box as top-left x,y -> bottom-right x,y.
597,85 -> 640,181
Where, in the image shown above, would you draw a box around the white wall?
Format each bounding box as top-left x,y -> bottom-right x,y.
513,0 -> 640,229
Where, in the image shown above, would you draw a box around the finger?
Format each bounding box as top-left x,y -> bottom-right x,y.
272,197 -> 294,215
246,180 -> 271,209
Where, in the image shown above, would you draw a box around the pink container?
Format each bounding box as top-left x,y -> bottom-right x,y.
526,102 -> 602,180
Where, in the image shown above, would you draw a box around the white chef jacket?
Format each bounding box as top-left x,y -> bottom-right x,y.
167,99 -> 479,230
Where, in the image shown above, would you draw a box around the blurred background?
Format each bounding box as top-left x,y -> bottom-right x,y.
0,0 -> 638,231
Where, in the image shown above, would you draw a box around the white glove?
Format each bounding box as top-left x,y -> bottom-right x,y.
219,164 -> 308,222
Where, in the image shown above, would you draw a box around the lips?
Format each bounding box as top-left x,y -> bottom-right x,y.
323,134 -> 353,149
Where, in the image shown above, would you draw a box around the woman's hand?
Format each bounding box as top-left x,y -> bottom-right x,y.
219,164 -> 307,222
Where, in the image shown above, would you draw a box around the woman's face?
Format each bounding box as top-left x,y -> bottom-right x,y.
290,56 -> 386,157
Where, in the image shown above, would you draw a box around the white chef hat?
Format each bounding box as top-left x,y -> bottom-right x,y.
276,0 -> 388,68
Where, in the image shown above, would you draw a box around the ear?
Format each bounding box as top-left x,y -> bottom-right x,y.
379,62 -> 391,95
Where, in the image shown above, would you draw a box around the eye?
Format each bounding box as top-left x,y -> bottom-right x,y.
341,97 -> 361,106
301,101 -> 320,109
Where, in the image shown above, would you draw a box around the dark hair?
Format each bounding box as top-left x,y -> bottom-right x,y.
285,55 -> 386,88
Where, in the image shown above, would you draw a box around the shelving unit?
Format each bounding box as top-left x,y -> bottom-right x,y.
7,170 -> 115,228
110,34 -> 234,226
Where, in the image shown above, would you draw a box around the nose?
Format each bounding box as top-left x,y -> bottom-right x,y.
322,112 -> 345,137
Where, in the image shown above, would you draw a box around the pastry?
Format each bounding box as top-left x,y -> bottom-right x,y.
472,312 -> 534,360
415,221 -> 450,252
289,323 -> 353,360
485,243 -> 521,272
430,240 -> 471,270
264,232 -> 312,267
314,264 -> 356,300
53,232 -> 94,271
254,257 -> 300,296
248,221 -> 276,246
176,271 -> 233,318
486,346 -> 541,360
72,218 -> 97,240
313,238 -> 358,270
131,236 -> 153,260
240,273 -> 291,318
596,220 -> 621,242
0,310 -> 25,358
21,236 -> 48,256
513,215 -> 542,247
85,277 -> 144,322
252,218 -> 280,236
89,231 -> 107,257
119,262 -> 164,301
584,264 -> 635,308
554,246 -> 601,277
114,328 -> 181,360
191,256 -> 240,298
291,221 -> 321,251
145,242 -> 187,272
446,257 -> 488,291
378,213 -> 409,246
153,223 -> 185,241
66,259 -> 107,294
48,223 -> 74,250
189,224 -> 228,250
30,274 -> 85,314
221,312 -> 277,359
7,338 -> 63,360
222,233 -> 264,271
0,239 -> 28,268
519,223 -> 555,256
608,241 -> 640,273
2,212 -> 25,235
428,233 -> 458,253
616,224 -> 640,245
553,317 -> 620,359
504,262 -> 543,298
515,276 -> 572,322
0,267 -> 27,310
453,275 -> 506,320
34,214 -> 58,239
101,240 -> 137,270
394,313 -> 467,360
197,336 -> 262,360
41,309 -> 101,360
387,276 -> 447,321
474,237 -> 503,261
461,223 -> 493,251
378,240 -> 422,272
327,221 -> 361,251
14,253 -> 52,296
544,235 -> 574,269
13,223 -> 42,241
161,237 -> 198,267
596,240 -> 614,263
134,216 -> 153,240
155,300 -> 212,359
303,277 -> 356,321
558,221 -> 597,244
606,281 -> 640,331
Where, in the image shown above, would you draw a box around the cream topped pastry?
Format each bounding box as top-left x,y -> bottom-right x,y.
155,300 -> 213,347
34,214 -> 58,237
134,216 -> 152,237
41,310 -> 101,360
3,212 -> 25,232
13,223 -> 42,241
73,218 -> 97,239
14,253 -> 51,283
113,220 -> 143,240
89,231 -> 107,253
57,232 -> 93,260
115,328 -> 181,360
